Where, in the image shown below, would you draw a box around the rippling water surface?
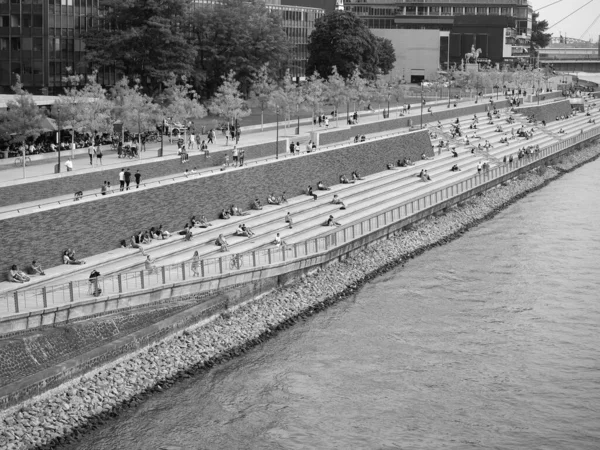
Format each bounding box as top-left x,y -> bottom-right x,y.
68,159 -> 600,450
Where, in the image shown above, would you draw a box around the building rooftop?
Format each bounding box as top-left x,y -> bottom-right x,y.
0,95 -> 59,110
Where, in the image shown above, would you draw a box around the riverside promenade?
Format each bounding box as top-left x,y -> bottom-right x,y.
1,92 -> 596,325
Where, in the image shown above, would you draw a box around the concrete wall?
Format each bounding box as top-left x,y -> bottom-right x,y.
316,99 -> 510,147
0,140 -> 288,208
1,131 -> 433,272
515,99 -> 573,124
371,29 -> 441,81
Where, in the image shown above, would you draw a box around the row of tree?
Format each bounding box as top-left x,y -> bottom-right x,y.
81,0 -> 396,99
0,63 -> 557,148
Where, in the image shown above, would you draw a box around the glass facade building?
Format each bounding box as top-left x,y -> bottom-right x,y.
0,0 -> 323,94
0,0 -> 106,94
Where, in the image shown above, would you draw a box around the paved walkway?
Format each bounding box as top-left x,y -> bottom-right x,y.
0,94 -> 497,184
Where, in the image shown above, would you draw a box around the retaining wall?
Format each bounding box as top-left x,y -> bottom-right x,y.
0,140 -> 288,208
515,99 -> 573,123
316,99 -> 510,146
1,131 -> 432,272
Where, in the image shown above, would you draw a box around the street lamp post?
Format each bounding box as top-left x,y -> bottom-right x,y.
275,107 -> 279,159
494,85 -> 499,100
57,106 -> 61,173
159,118 -> 165,157
387,93 -> 390,118
420,81 -> 424,129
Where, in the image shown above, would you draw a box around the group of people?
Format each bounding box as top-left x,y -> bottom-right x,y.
7,261 -> 45,283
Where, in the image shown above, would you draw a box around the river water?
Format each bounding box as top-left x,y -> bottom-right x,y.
65,159 -> 600,450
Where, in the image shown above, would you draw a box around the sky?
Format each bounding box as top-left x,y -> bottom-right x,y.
531,0 -> 600,42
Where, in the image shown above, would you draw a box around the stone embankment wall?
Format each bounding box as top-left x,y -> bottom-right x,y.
515,99 -> 573,124
317,99 -> 510,146
1,143 -> 598,450
2,131 -> 432,271
0,140 -> 288,208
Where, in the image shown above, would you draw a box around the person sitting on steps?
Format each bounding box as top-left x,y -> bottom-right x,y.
230,204 -> 250,216
450,164 -> 461,172
285,212 -> 293,228
241,223 -> 254,237
331,194 -> 346,209
339,174 -> 354,184
198,215 -> 212,228
317,181 -> 331,191
307,186 -> 318,200
352,170 -> 365,180
252,198 -> 263,210
323,215 -> 341,227
8,265 -> 30,283
215,234 -> 229,252
235,224 -> 251,237
267,193 -> 279,205
220,208 -> 231,219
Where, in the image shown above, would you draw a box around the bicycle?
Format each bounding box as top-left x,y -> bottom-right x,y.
229,254 -> 244,270
13,156 -> 31,166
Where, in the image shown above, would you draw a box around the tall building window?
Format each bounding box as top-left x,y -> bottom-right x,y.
477,7 -> 487,15
489,8 -> 499,15
0,16 -> 9,27
10,14 -> 20,27
429,6 -> 439,15
441,7 -> 452,16
501,7 -> 511,16
11,37 -> 21,50
0,37 -> 8,51
465,7 -> 475,15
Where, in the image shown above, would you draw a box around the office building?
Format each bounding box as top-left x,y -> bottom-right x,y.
0,0 -> 106,95
343,0 -> 533,80
0,0 -> 324,95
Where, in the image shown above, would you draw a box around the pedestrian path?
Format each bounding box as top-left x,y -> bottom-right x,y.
2,100 -> 598,317
0,93 -> 505,184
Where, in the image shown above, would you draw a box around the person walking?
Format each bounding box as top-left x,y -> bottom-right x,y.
88,144 -> 94,166
65,158 -> 73,172
232,146 -> 239,166
134,170 -> 141,188
238,148 -> 245,166
119,169 -> 125,191
124,168 -> 132,190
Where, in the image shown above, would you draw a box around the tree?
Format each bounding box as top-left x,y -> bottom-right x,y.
530,12 -> 552,65
346,68 -> 370,114
306,11 -> 394,80
323,66 -> 348,127
209,70 -> 251,137
270,70 -> 298,131
375,37 -> 396,75
250,64 -> 278,131
111,77 -> 160,148
155,73 -> 207,133
0,77 -> 45,144
82,0 -> 196,92
189,0 -> 291,99
0,77 -> 46,176
303,71 -> 327,129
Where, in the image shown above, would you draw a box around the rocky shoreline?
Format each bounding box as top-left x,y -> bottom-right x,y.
1,144 -> 599,450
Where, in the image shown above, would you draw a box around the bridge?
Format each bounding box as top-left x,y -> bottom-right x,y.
542,60 -> 600,73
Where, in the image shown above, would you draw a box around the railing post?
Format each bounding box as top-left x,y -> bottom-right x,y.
200,260 -> 205,277
305,241 -> 308,255
140,271 -> 145,289
282,246 -> 286,261
118,274 -> 123,293
69,282 -> 74,302
325,236 -> 329,250
293,243 -> 298,258
181,262 -> 186,281
252,250 -> 257,267
219,257 -> 223,274
42,287 -> 47,308
13,292 -> 19,314
360,221 -> 364,236
268,248 -> 272,264
161,266 -> 166,284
